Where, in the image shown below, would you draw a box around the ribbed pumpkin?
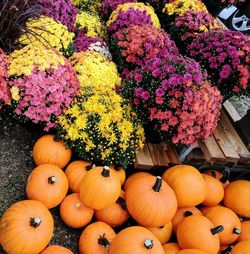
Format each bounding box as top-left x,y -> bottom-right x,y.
40,245 -> 73,254
238,221 -> 250,242
0,200 -> 54,254
162,243 -> 181,254
231,240 -> 250,254
65,160 -> 92,193
60,193 -> 94,228
95,190 -> 129,227
146,222 -> 173,244
223,180 -> 250,218
33,134 -> 72,168
201,206 -> 241,245
162,165 -> 207,207
109,226 -> 164,254
176,215 -> 223,254
203,169 -> 230,187
172,207 -> 202,233
79,166 -> 121,210
26,164 -> 69,209
110,166 -> 126,185
177,250 -> 208,254
79,222 -> 116,254
126,175 -> 177,227
201,174 -> 224,207
123,172 -> 151,191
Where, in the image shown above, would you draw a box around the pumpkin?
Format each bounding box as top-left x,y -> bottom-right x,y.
123,172 -> 151,191
79,221 -> 116,254
176,215 -> 223,254
146,222 -> 173,244
0,200 -> 54,254
162,243 -> 181,254
26,164 -> 69,209
231,240 -> 250,254
33,134 -> 72,168
110,166 -> 126,185
65,160 -> 92,193
201,206 -> 241,245
40,245 -> 73,254
126,175 -> 177,227
220,245 -> 232,253
238,221 -> 250,242
203,169 -> 230,187
95,190 -> 129,227
109,226 -> 164,254
79,166 -> 121,210
177,250 -> 208,254
201,174 -> 224,207
223,180 -> 250,218
162,165 -> 207,207
172,207 -> 202,233
60,193 -> 94,228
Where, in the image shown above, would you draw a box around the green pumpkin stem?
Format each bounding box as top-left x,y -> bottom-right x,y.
30,217 -> 42,228
116,197 -> 127,210
144,239 -> 154,249
48,176 -> 57,184
211,225 -> 224,235
220,169 -> 230,183
98,235 -> 110,249
221,245 -> 233,254
233,228 -> 241,235
184,211 -> 193,217
153,176 -> 162,192
101,166 -> 110,177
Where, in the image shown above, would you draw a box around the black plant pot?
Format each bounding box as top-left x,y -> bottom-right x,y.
144,123 -> 163,144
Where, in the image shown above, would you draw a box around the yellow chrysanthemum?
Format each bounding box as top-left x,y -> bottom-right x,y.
71,0 -> 101,15
10,86 -> 20,101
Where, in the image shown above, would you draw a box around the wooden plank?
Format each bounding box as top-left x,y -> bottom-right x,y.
223,101 -> 242,122
134,143 -> 154,170
165,142 -> 180,165
148,142 -> 169,167
186,148 -> 206,163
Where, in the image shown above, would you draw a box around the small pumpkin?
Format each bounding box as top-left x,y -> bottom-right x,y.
146,222 -> 173,244
172,207 -> 202,233
33,134 -> 72,168
162,165 -> 207,207
40,245 -> 73,254
162,243 -> 181,254
177,215 -> 223,254
238,221 -> 250,242
204,169 -> 230,187
109,226 -> 164,254
231,240 -> 250,254
110,166 -> 126,185
26,164 -> 69,209
126,175 -> 177,227
95,190 -> 129,227
201,206 -> 241,245
60,193 -> 94,228
201,174 -> 224,207
65,160 -> 92,193
79,166 -> 121,210
177,250 -> 208,254
223,180 -> 250,218
79,221 -> 116,254
0,200 -> 54,254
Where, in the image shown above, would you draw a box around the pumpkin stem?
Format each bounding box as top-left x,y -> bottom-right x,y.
98,234 -> 110,249
220,168 -> 230,183
48,176 -> 57,184
101,166 -> 110,177
116,197 -> 127,210
86,163 -> 96,171
211,225 -> 224,235
75,203 -> 81,209
211,171 -> 217,178
144,239 -> 154,249
30,217 -> 42,228
153,176 -> 162,192
184,211 -> 193,217
53,131 -> 62,142
233,228 -> 241,235
221,245 -> 233,254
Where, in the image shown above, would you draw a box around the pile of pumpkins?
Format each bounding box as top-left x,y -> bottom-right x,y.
0,134 -> 250,254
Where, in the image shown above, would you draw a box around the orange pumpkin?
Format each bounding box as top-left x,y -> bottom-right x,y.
33,134 -> 72,168
201,174 -> 224,207
204,169 -> 230,187
79,166 -> 121,210
123,172 -> 151,191
110,166 -> 126,185
26,164 -> 69,209
177,250 -> 208,254
231,240 -> 250,254
162,243 -> 181,254
0,200 -> 54,254
162,165 -> 207,207
238,221 -> 250,242
109,226 -> 164,254
95,190 -> 129,227
65,160 -> 92,193
79,222 -> 116,254
40,245 -> 73,254
201,206 -> 241,245
146,222 -> 172,244
60,193 -> 94,228
126,175 -> 177,227
177,215 -> 223,254
172,207 -> 202,233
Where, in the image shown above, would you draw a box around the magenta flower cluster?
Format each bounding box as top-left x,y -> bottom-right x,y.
188,30 -> 250,99
74,31 -> 100,52
38,0 -> 78,31
8,60 -> 79,130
